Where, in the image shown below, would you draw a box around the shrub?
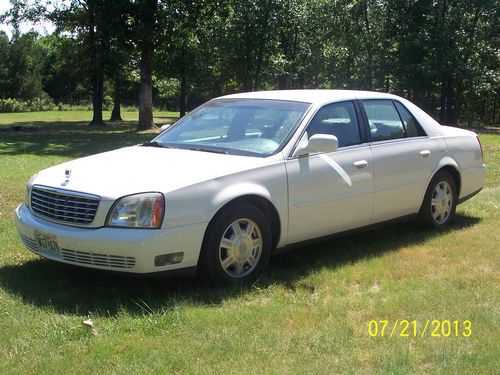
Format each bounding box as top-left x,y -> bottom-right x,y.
0,97 -> 94,113
103,95 -> 113,110
26,92 -> 57,112
0,93 -> 58,113
0,96 -> 140,113
0,98 -> 25,112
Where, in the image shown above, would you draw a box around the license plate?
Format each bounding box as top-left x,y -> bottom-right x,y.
34,230 -> 60,257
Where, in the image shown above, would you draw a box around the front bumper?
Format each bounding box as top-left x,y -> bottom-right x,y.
15,203 -> 207,274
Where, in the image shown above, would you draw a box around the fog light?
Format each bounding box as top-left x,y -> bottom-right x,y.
154,252 -> 184,266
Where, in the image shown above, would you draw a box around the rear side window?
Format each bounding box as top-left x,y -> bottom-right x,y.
394,101 -> 426,137
306,101 -> 361,147
362,100 -> 405,141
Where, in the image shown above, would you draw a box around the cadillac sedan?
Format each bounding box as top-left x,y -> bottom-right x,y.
16,90 -> 486,284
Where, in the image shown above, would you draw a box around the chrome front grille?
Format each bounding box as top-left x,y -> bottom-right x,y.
31,186 -> 100,224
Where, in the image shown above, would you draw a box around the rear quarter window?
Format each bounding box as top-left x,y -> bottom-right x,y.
394,101 -> 427,137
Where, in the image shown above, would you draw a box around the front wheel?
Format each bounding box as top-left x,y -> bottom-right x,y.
419,171 -> 458,229
198,203 -> 271,284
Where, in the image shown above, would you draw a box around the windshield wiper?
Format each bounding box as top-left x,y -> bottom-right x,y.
142,141 -> 170,148
189,146 -> 228,154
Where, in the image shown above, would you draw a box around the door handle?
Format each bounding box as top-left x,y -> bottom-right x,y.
420,150 -> 431,157
353,160 -> 368,169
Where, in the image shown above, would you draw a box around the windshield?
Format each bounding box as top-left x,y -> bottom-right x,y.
152,98 -> 311,156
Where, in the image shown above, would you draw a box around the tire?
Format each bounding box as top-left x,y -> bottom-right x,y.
419,170 -> 458,229
198,203 -> 272,285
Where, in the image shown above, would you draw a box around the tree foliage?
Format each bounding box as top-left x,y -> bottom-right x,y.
1,0 -> 498,126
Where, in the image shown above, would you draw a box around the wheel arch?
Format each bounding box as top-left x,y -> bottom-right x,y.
200,193 -> 282,263
437,165 -> 461,197
420,158 -> 462,209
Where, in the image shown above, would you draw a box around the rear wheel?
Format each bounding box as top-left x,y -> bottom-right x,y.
419,171 -> 458,229
199,203 -> 271,284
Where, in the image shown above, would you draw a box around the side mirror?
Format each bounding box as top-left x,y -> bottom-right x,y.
294,134 -> 338,156
160,124 -> 171,132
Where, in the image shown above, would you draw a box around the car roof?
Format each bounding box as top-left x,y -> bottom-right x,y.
218,89 -> 398,106
217,89 -> 443,136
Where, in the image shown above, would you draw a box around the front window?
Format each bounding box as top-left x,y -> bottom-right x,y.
306,101 -> 361,147
151,99 -> 310,156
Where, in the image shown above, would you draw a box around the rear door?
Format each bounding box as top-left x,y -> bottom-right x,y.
361,99 -> 438,222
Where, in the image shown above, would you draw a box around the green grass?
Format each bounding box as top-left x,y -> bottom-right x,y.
0,111 -> 499,374
0,110 -> 179,126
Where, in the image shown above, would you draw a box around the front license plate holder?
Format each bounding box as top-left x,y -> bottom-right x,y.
34,230 -> 60,257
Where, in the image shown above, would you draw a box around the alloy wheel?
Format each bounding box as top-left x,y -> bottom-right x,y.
431,181 -> 453,224
218,218 -> 263,278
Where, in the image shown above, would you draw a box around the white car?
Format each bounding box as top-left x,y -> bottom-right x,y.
16,90 -> 485,284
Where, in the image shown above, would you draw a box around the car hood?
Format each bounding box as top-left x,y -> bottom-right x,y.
32,146 -> 272,199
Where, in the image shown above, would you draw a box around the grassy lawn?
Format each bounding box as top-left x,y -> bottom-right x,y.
0,111 -> 499,374
0,110 -> 179,126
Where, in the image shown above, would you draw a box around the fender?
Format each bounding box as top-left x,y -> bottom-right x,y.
210,182 -> 288,247
430,156 -> 460,178
212,182 -> 273,210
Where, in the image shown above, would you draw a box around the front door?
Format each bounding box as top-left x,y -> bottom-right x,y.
285,101 -> 374,244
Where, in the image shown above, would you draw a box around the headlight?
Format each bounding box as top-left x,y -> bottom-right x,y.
26,173 -> 38,207
107,193 -> 164,228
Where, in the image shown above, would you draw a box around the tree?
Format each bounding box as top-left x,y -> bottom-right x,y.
224,0 -> 279,91
155,0 -> 223,117
36,34 -> 89,103
0,31 -> 11,98
1,0 -> 498,126
101,0 -> 134,122
134,0 -> 158,130
48,0 -> 108,125
0,32 -> 44,99
0,1 -> 46,100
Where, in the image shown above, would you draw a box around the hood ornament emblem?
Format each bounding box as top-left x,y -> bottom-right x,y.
62,168 -> 71,186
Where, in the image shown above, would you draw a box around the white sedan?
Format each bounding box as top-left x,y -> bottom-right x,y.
16,90 -> 486,284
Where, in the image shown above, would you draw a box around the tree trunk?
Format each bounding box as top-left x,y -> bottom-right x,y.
493,94 -> 498,124
362,0 -> 373,90
137,39 -> 155,130
180,63 -> 187,117
90,72 -> 105,125
253,6 -> 271,91
110,75 -> 122,121
384,76 -> 390,92
136,0 -> 157,131
445,79 -> 456,125
454,79 -> 463,125
88,3 -> 105,126
278,75 -> 288,90
439,80 -> 447,123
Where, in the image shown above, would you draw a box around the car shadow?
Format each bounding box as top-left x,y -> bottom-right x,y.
0,213 -> 481,317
